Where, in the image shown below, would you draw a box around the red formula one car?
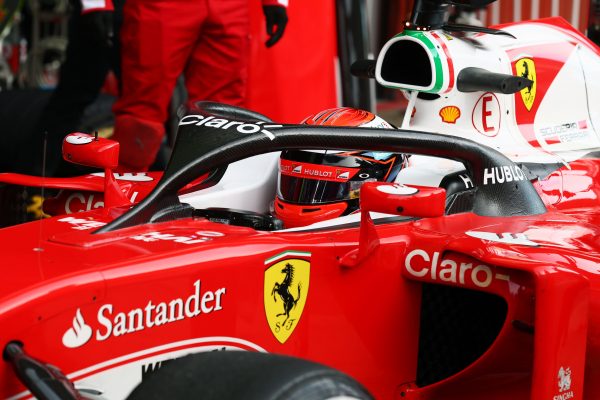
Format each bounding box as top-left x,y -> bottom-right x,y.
3,0 -> 600,399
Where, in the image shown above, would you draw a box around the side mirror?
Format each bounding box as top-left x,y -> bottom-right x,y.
62,133 -> 119,169
340,182 -> 446,268
62,133 -> 129,210
360,182 -> 446,218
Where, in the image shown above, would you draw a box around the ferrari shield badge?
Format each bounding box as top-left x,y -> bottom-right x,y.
515,57 -> 536,111
264,251 -> 310,344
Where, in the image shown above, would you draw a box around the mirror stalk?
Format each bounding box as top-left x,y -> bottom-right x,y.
339,210 -> 380,268
103,167 -> 130,209
339,182 -> 446,268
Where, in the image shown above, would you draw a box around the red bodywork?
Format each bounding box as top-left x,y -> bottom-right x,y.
1,172 -> 599,399
2,147 -> 600,399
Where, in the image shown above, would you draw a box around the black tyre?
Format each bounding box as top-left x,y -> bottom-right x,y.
127,351 -> 373,400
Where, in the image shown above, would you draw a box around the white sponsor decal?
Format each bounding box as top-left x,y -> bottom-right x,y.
404,249 -> 509,288
63,280 -> 226,349
195,231 -> 225,238
65,135 -> 94,145
377,183 -> 418,195
466,231 -> 539,247
130,231 -> 223,245
57,218 -> 220,246
361,115 -> 393,129
58,216 -> 107,230
336,171 -> 350,180
472,92 -> 501,137
292,165 -> 302,173
483,166 -> 526,185
554,366 -> 574,400
539,120 -> 589,145
179,115 -> 282,140
91,172 -> 154,182
62,308 -> 93,348
65,191 -> 139,214
459,174 -> 474,189
303,169 -> 332,178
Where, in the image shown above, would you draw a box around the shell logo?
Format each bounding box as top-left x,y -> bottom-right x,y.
439,106 -> 461,124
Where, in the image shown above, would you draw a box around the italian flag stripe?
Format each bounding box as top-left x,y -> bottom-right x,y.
265,251 -> 311,264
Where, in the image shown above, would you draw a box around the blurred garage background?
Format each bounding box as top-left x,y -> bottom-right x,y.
0,0 -> 596,167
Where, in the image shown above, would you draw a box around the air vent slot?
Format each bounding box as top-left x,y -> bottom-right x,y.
380,40 -> 433,88
416,284 -> 507,386
302,208 -> 321,213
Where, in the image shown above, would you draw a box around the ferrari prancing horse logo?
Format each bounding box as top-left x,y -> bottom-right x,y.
264,251 -> 310,344
516,57 -> 536,111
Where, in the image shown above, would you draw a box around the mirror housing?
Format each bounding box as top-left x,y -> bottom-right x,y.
340,182 -> 446,268
62,133 -> 119,169
360,182 -> 446,217
62,133 -> 129,210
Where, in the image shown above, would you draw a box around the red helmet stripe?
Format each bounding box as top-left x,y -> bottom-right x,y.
303,107 -> 377,127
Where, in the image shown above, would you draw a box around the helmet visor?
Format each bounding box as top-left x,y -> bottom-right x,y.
277,151 -> 404,205
278,175 -> 366,204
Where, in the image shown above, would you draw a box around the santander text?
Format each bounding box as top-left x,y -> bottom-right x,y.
96,280 -> 225,341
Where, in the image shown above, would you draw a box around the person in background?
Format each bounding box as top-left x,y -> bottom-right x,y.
16,0 -> 124,176
111,0 -> 289,171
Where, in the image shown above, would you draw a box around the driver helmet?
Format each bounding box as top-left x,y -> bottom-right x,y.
274,107 -> 408,228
